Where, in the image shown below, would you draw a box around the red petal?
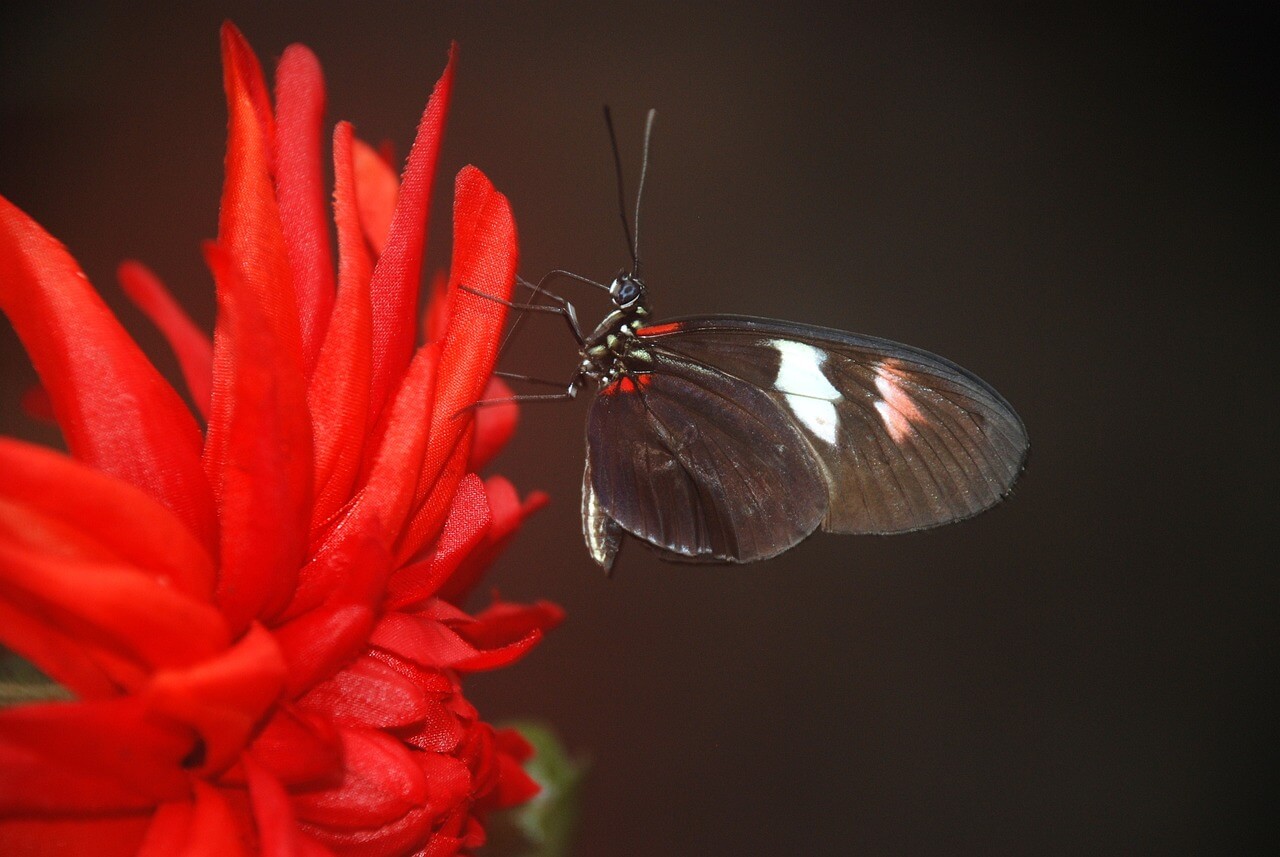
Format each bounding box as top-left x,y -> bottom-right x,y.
464,599 -> 565,652
421,268 -> 450,343
0,598 -> 130,697
299,655 -> 431,730
117,260 -> 215,419
0,697 -> 195,812
437,477 -> 547,604
353,136 -> 398,257
324,341 -> 441,554
202,242 -> 312,631
143,623 -> 287,775
19,382 -> 54,421
309,122 -> 373,536
274,44 -> 335,376
275,602 -> 378,700
488,747 -> 541,809
366,45 -> 455,425
139,782 -> 251,857
292,727 -> 428,829
242,704 -> 341,788
386,473 -> 490,609
396,167 -> 519,557
0,816 -> 151,856
0,438 -> 215,600
0,537 -> 230,681
370,610 -> 543,674
244,754 -> 334,857
468,376 -> 518,471
0,194 -> 216,552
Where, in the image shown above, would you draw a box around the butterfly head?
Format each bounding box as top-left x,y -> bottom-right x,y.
609,271 -> 647,311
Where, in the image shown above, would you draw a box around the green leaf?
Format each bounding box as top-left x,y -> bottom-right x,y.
0,647 -> 72,707
487,721 -> 586,857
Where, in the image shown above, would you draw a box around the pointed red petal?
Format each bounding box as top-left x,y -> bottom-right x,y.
0,599 -> 126,697
366,44 -> 456,424
117,260 -> 215,419
274,44 -> 335,375
394,167 -> 519,560
309,122 -> 373,535
324,340 -> 441,554
213,22 -> 306,425
0,195 -> 216,552
352,136 -> 398,257
202,241 -> 312,631
370,610 -> 544,674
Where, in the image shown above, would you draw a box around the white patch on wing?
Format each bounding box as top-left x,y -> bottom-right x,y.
772,339 -> 841,445
873,362 -> 925,443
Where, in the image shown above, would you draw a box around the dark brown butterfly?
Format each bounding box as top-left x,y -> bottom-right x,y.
503,110 -> 1027,571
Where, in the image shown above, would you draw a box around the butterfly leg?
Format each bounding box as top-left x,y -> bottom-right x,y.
459,284 -> 585,345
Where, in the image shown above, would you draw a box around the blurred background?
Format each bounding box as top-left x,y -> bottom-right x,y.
1,2 -> 1273,854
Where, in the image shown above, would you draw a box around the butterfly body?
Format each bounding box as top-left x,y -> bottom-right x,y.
571,273 -> 1028,572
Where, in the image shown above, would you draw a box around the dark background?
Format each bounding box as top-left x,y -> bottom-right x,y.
2,2 -> 1274,854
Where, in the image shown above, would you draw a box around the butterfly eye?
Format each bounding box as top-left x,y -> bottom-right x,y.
610,274 -> 644,308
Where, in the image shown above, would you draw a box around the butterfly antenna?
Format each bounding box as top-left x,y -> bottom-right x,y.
632,108 -> 656,277
603,105 -> 638,272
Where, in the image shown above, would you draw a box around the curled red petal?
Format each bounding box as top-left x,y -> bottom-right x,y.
117,260 -> 215,419
366,44 -> 455,425
143,623 -> 287,775
203,241 -> 312,631
0,194 -> 217,552
0,537 -> 231,681
274,44 -> 335,375
292,727 -> 428,830
322,341 -> 441,557
370,609 -> 545,674
0,438 -> 215,600
402,167 -> 518,551
0,697 -> 195,812
464,598 -> 565,652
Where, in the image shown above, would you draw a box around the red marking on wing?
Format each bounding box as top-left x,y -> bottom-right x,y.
601,374 -> 652,396
637,322 -> 682,337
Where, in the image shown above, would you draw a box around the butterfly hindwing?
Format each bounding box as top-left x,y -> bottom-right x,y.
585,350 -> 830,563
636,316 -> 1028,536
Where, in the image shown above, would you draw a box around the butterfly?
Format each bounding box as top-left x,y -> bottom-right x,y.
499,109 -> 1027,572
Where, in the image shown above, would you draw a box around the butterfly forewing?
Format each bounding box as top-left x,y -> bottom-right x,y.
636,316 -> 1028,536
586,350 -> 830,562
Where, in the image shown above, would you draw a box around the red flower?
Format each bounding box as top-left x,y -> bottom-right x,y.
0,24 -> 561,856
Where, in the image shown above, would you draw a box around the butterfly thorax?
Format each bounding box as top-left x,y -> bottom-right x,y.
575,273 -> 653,391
